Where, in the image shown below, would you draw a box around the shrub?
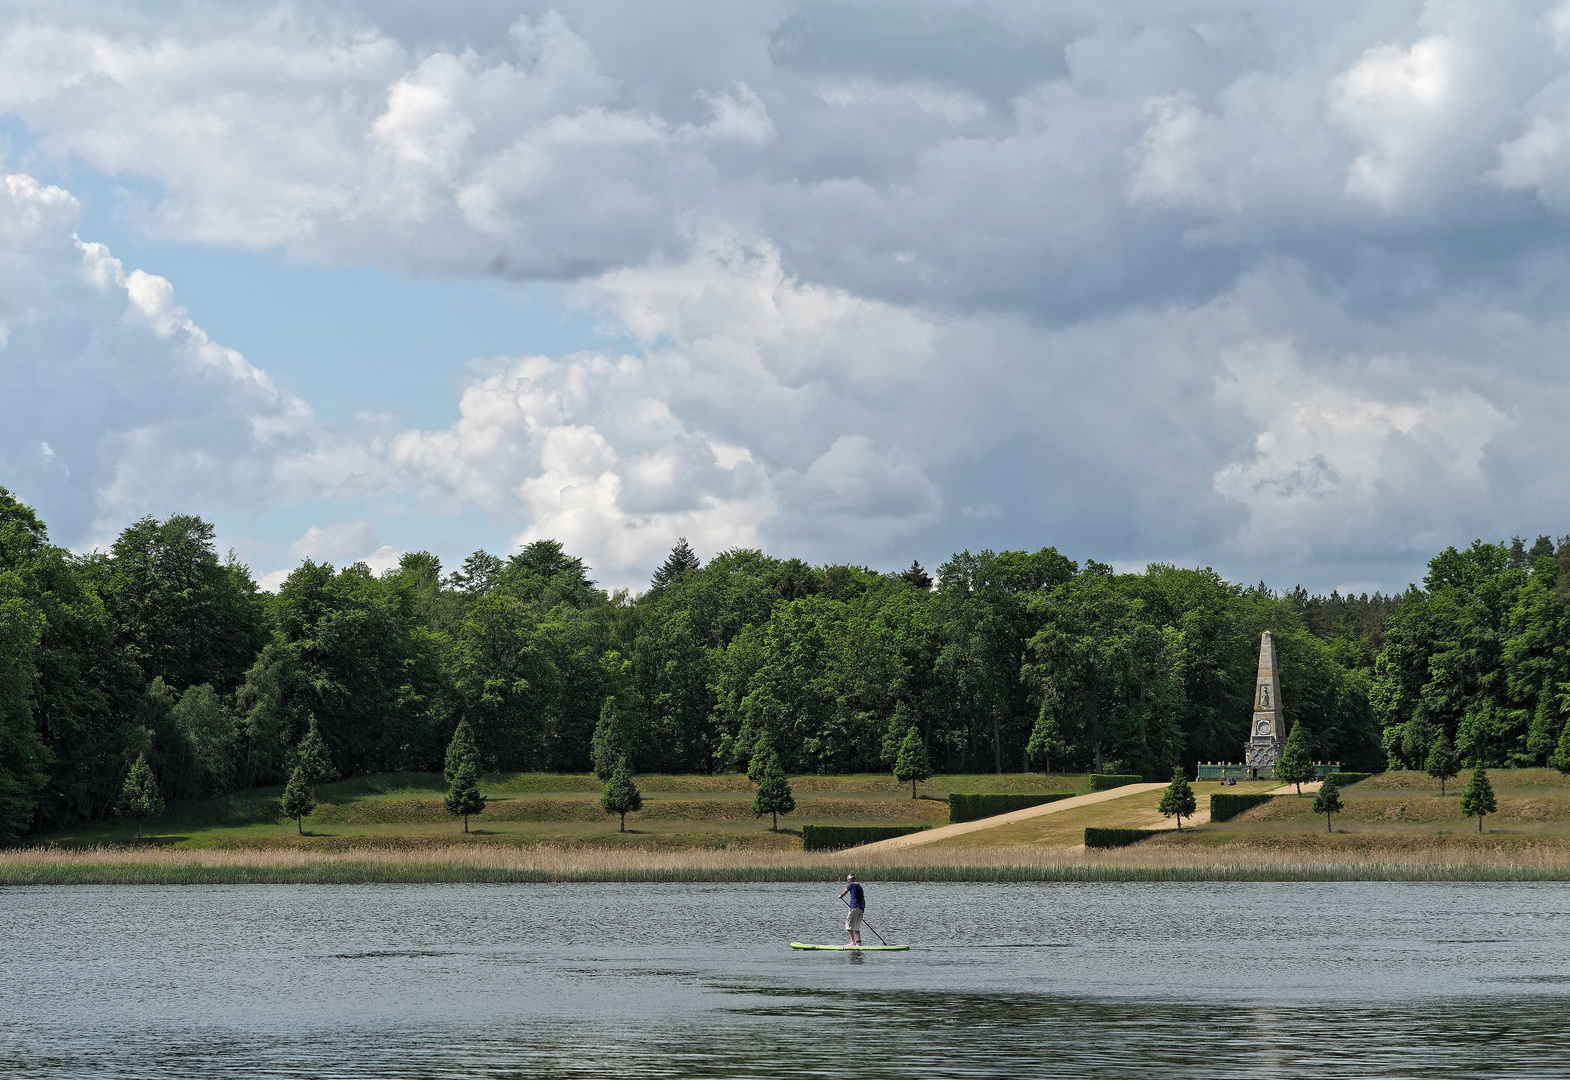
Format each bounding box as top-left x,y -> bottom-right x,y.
1210,793 -> 1274,822
1324,772 -> 1371,788
1084,827 -> 1161,848
801,825 -> 929,851
948,792 -> 1073,823
1089,774 -> 1143,791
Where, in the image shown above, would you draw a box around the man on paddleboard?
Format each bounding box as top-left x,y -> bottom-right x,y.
839,874 -> 865,946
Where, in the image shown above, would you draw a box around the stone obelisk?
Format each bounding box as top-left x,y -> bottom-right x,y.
1244,630 -> 1286,772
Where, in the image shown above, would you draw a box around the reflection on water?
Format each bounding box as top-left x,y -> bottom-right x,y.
4,881 -> 1570,1078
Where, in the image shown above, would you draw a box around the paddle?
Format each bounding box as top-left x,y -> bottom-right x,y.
841,895 -> 889,946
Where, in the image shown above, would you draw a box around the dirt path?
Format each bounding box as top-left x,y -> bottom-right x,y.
849,783 -> 1166,852
1269,780 -> 1321,795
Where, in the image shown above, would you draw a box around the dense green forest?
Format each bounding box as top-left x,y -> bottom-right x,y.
3,484 -> 1569,841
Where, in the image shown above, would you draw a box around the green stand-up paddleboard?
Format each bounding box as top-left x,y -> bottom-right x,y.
790,942 -> 910,951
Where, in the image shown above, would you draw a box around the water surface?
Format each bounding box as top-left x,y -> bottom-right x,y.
4,881 -> 1568,1078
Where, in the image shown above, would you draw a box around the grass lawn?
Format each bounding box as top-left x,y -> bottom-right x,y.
27,771 -> 1094,850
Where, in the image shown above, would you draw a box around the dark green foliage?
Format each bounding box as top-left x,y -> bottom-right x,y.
280,765 -> 315,834
1425,732 -> 1459,795
899,561 -> 933,590
443,759 -> 486,832
444,720 -> 479,788
650,537 -> 701,591
1527,678 -> 1560,766
1312,781 -> 1344,832
1276,722 -> 1315,794
802,824 -> 929,851
948,792 -> 1072,823
296,716 -> 339,786
0,569 -> 48,841
591,695 -> 645,781
1552,718 -> 1570,775
892,726 -> 933,797
1460,766 -> 1497,833
1324,772 -> 1371,788
115,753 -> 164,839
1158,768 -> 1197,829
750,747 -> 795,830
1210,793 -> 1274,821
1089,774 -> 1143,791
600,759 -> 642,831
1084,827 -> 1161,848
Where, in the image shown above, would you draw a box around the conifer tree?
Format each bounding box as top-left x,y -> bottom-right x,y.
115,753 -> 164,840
751,748 -> 795,831
1157,767 -> 1197,830
1275,721 -> 1315,795
1460,765 -> 1497,834
444,720 -> 480,787
280,764 -> 316,834
1551,717 -> 1570,776
443,759 -> 486,833
591,696 -> 628,781
296,715 -> 339,785
1312,780 -> 1344,833
1527,679 -> 1560,766
898,560 -> 933,589
1425,731 -> 1459,795
746,732 -> 777,785
600,758 -> 642,831
650,537 -> 701,591
892,727 -> 933,798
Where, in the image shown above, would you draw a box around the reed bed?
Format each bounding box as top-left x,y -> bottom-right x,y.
5,841 -> 1570,884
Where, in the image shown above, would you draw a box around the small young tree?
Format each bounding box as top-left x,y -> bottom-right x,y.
1276,721 -> 1315,795
1157,767 -> 1197,830
296,715 -> 339,786
116,753 -> 165,840
443,759 -> 487,833
892,727 -> 933,799
1551,717 -> 1570,776
280,765 -> 316,834
752,750 -> 796,831
1459,764 -> 1497,834
1425,731 -> 1459,795
601,758 -> 643,832
1312,780 -> 1344,833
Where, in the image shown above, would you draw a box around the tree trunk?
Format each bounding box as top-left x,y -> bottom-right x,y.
911,778 -> 917,799
463,814 -> 469,833
1478,815 -> 1483,833
1326,814 -> 1332,833
297,816 -> 303,835
620,812 -> 625,832
772,811 -> 778,831
992,716 -> 1001,775
137,821 -> 142,840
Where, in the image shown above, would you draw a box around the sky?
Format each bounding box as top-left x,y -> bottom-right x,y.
0,0 -> 1567,594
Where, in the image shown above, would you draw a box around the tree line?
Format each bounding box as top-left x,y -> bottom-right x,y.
6,484 -> 1564,842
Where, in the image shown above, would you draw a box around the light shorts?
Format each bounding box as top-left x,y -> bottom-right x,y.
845,906 -> 864,932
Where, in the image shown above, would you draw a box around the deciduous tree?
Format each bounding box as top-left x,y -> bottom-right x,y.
1312,781 -> 1344,833
1276,721 -> 1315,795
1425,731 -> 1459,795
892,727 -> 932,798
115,753 -> 164,839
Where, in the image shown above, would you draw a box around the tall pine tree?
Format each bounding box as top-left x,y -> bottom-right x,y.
650,538 -> 701,591
443,759 -> 486,833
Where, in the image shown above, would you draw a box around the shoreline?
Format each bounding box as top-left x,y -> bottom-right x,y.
7,841 -> 1570,885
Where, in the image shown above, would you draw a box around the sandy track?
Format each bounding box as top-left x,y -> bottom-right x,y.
849,783 -> 1166,852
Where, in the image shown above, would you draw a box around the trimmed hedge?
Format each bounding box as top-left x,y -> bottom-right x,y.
948,792 -> 1073,823
1325,772 -> 1371,788
1085,827 -> 1162,848
1210,793 -> 1274,822
801,824 -> 929,851
1089,774 -> 1144,791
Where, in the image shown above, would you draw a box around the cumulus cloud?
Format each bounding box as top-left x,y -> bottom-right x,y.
11,3 -> 1570,589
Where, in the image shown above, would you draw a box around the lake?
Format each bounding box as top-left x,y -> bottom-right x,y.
4,881 -> 1569,1078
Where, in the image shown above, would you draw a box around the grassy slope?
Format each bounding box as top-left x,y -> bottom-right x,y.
26,772 -> 1092,850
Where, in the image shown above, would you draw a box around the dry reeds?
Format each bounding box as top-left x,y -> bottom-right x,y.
5,841 -> 1570,885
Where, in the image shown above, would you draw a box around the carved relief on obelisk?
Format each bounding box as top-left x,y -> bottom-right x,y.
1244,630 -> 1286,770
